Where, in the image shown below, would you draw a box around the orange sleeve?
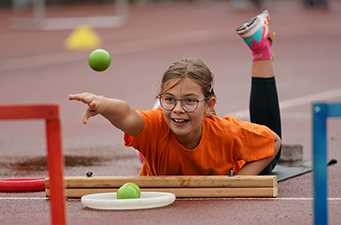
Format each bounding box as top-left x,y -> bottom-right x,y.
124,109 -> 162,149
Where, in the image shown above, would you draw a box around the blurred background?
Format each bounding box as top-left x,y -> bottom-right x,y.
0,0 -> 330,9
1,0 -> 340,178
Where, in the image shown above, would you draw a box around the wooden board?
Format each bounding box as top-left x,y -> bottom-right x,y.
46,187 -> 278,198
45,175 -> 278,198
45,175 -> 277,188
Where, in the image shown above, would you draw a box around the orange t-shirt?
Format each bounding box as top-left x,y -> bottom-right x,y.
124,108 -> 274,176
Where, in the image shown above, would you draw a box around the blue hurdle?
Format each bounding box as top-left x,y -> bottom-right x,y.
312,102 -> 341,225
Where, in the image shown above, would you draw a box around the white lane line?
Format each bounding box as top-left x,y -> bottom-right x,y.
225,88 -> 341,119
276,198 -> 341,201
280,112 -> 311,120
0,197 -> 48,200
280,89 -> 341,109
177,197 -> 341,201
233,198 -> 341,201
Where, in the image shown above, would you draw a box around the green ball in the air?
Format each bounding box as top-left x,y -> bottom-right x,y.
88,49 -> 111,72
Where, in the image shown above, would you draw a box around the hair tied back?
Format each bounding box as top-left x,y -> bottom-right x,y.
209,81 -> 214,93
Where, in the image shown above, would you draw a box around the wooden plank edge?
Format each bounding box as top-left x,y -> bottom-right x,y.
45,175 -> 277,188
46,187 -> 278,198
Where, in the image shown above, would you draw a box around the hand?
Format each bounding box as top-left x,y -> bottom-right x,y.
69,92 -> 144,136
69,93 -> 106,124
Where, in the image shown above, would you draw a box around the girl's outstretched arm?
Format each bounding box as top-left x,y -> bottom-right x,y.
236,132 -> 281,175
69,93 -> 144,137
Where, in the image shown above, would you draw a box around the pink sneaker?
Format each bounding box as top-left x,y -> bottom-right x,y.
236,10 -> 275,61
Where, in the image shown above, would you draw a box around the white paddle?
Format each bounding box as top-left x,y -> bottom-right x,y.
81,192 -> 176,210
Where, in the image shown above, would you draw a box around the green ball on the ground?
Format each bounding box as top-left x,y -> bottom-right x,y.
88,49 -> 111,72
117,182 -> 141,199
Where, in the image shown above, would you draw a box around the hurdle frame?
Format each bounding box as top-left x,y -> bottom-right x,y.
312,102 -> 341,225
0,104 -> 66,225
7,0 -> 129,30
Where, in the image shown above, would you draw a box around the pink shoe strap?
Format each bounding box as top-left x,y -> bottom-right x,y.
252,33 -> 275,61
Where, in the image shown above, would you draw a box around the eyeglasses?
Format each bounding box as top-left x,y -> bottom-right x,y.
158,95 -> 211,112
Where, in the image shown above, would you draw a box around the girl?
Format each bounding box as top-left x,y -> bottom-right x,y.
69,10 -> 281,176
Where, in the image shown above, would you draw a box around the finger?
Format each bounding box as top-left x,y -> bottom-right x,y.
69,93 -> 87,102
81,113 -> 88,124
89,100 -> 97,108
70,94 -> 95,107
81,109 -> 97,124
83,95 -> 99,107
68,94 -> 78,100
69,93 -> 91,101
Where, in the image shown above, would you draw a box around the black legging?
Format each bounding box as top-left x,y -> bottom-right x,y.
250,77 -> 282,175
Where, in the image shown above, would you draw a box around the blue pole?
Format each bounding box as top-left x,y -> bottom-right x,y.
312,103 -> 328,225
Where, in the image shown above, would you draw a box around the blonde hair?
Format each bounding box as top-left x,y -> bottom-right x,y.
157,57 -> 216,115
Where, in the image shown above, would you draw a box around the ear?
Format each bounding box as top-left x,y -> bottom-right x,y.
204,97 -> 216,116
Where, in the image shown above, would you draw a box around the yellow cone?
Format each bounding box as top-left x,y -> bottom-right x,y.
64,25 -> 102,50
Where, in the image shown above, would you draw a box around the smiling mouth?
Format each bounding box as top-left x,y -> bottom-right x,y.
172,118 -> 190,123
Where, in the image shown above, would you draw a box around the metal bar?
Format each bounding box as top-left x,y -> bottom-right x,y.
46,118 -> 66,225
312,103 -> 328,225
0,104 -> 66,225
327,103 -> 341,117
0,104 -> 59,120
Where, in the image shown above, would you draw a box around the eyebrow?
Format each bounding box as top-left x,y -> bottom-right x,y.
163,92 -> 200,98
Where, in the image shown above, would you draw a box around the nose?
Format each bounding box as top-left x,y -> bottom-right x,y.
173,100 -> 185,113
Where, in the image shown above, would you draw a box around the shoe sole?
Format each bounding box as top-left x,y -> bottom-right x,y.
236,10 -> 269,39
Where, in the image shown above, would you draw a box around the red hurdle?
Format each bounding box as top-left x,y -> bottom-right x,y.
0,104 -> 66,225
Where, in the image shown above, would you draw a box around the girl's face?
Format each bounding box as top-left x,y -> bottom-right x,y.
161,78 -> 215,150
